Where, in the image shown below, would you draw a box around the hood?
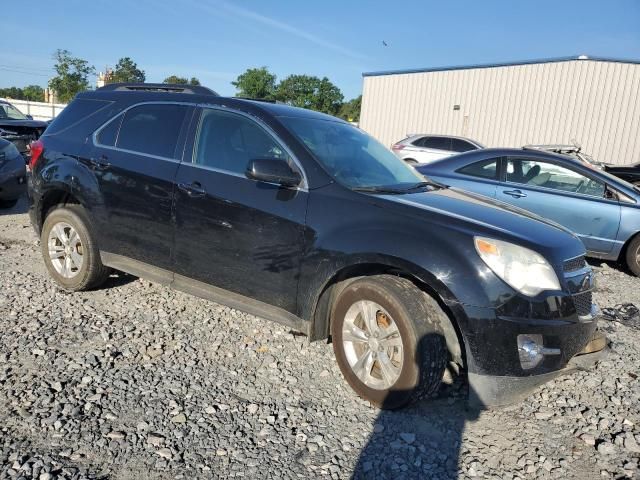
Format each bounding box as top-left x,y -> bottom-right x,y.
380,187 -> 584,264
0,119 -> 49,129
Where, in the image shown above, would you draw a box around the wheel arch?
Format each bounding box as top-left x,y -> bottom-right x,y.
309,261 -> 467,368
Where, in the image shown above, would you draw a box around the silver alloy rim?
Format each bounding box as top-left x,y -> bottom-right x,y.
48,222 -> 84,279
342,300 -> 404,390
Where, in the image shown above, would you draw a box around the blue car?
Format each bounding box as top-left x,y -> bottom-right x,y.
417,148 -> 640,276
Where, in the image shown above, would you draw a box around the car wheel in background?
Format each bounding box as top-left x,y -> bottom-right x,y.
41,205 -> 111,290
331,275 -> 447,409
625,235 -> 640,277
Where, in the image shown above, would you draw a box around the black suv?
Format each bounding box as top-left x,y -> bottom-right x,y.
28,83 -> 605,409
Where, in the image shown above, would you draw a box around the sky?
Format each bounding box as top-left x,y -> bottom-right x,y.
2,0 -> 639,100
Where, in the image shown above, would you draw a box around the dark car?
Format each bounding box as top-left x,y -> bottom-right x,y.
0,99 -> 48,157
0,137 -> 27,208
28,83 -> 604,409
604,163 -> 640,186
417,148 -> 640,276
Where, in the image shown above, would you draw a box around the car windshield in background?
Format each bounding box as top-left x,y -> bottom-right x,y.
0,103 -> 28,120
280,116 -> 426,191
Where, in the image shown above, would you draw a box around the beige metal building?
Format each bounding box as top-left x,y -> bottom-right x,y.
360,56 -> 640,165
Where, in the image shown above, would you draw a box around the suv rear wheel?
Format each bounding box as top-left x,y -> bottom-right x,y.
331,275 -> 447,409
41,205 -> 111,290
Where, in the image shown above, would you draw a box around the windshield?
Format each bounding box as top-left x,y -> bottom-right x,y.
0,102 -> 28,120
280,116 -> 424,189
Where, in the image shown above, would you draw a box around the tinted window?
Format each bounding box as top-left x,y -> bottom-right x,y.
458,159 -> 499,179
45,99 -> 112,136
194,109 -> 289,174
451,139 -> 477,153
97,114 -> 122,147
507,158 -> 605,197
281,116 -> 423,189
116,104 -> 187,158
422,137 -> 452,151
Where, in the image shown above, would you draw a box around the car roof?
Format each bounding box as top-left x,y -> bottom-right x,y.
78,89 -> 346,123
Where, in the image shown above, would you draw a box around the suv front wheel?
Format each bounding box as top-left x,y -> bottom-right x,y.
41,205 -> 111,290
331,275 -> 447,409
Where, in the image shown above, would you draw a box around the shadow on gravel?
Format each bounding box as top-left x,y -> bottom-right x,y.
353,333 -> 481,479
99,271 -> 138,290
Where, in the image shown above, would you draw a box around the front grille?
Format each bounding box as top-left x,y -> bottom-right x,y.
564,255 -> 586,272
572,291 -> 592,317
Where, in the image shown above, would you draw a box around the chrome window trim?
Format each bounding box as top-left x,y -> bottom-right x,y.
192,103 -> 309,190
92,101 -> 196,162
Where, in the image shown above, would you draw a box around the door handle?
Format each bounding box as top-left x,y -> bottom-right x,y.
503,189 -> 527,198
90,155 -> 111,170
178,182 -> 207,198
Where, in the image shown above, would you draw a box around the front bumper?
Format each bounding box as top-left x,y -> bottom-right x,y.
469,330 -> 607,406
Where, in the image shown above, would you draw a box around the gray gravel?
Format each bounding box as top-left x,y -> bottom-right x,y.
1,195 -> 639,479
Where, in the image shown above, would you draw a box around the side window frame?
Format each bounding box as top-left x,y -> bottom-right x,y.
504,156 -> 607,199
189,105 -> 308,190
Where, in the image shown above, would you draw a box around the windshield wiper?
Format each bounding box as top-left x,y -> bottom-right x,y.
352,181 -> 445,194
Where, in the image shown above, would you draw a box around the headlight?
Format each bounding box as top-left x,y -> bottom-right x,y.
474,237 -> 560,296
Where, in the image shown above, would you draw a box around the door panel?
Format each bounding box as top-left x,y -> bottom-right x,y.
172,107 -> 308,313
84,103 -> 192,269
499,158 -> 621,254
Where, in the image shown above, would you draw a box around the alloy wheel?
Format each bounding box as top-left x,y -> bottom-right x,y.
48,222 -> 84,279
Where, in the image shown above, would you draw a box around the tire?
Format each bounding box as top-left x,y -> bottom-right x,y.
625,235 -> 640,277
331,275 -> 447,409
0,198 -> 18,209
41,204 -> 111,291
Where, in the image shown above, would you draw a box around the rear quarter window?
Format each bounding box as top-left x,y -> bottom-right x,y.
44,98 -> 113,136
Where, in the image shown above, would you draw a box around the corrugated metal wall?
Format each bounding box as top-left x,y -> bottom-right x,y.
360,59 -> 640,165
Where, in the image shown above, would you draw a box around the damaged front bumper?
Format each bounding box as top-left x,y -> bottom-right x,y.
468,330 -> 608,407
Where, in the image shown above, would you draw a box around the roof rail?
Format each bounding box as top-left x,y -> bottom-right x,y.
97,83 -> 219,96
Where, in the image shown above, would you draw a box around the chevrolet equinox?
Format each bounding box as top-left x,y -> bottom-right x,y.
28,83 -> 605,409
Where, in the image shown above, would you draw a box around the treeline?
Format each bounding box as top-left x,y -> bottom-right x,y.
1,50 -> 361,121
232,67 -> 361,121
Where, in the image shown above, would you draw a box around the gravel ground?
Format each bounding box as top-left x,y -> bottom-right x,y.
1,195 -> 639,480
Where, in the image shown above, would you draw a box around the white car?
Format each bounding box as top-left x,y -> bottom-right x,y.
391,134 -> 484,165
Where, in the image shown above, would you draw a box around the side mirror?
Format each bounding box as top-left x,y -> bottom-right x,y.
246,158 -> 302,188
26,114 -> 33,120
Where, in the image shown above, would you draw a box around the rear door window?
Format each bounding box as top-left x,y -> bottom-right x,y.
96,114 -> 123,147
116,104 -> 188,158
422,136 -> 452,151
457,159 -> 499,180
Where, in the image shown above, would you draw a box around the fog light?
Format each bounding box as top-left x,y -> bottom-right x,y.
518,334 -> 544,370
517,334 -> 561,370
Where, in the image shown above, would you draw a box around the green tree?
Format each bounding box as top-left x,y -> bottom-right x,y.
276,74 -> 343,115
163,75 -> 201,85
231,67 -> 277,99
338,95 -> 362,122
22,85 -> 45,101
0,87 -> 25,99
48,49 -> 95,103
109,57 -> 145,83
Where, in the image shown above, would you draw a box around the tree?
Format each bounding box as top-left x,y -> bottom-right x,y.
232,67 -> 277,99
163,75 -> 201,85
48,49 -> 95,103
109,57 -> 145,84
276,75 -> 343,115
338,95 -> 362,122
0,87 -> 25,99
